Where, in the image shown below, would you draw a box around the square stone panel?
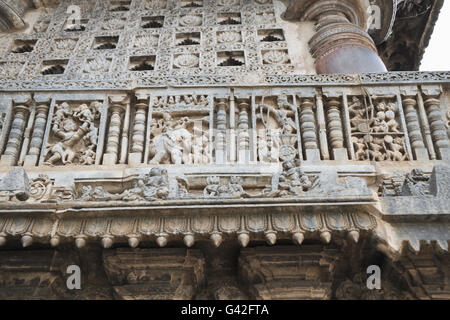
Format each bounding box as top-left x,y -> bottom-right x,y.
93,36 -> 119,50
173,53 -> 200,68
180,0 -> 203,8
179,14 -> 203,27
134,35 -> 159,48
217,51 -> 245,66
141,16 -> 165,29
258,29 -> 285,42
129,56 -> 156,71
109,0 -> 131,12
216,31 -> 242,44
11,39 -> 37,54
176,32 -> 201,46
41,60 -> 68,75
217,13 -> 241,25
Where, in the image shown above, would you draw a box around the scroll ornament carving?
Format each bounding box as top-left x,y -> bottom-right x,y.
44,101 -> 101,166
28,174 -> 74,202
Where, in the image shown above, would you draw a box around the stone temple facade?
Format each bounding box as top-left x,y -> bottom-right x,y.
0,0 -> 448,300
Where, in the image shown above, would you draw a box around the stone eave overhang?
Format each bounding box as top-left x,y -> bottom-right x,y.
0,196 -> 448,257
378,0 -> 445,71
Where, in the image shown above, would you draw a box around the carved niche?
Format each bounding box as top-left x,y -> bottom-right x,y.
349,95 -> 410,161
44,101 -> 102,166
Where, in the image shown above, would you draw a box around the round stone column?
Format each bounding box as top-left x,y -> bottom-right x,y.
282,0 -> 390,74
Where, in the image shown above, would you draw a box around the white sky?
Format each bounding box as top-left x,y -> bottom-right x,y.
420,0 -> 450,71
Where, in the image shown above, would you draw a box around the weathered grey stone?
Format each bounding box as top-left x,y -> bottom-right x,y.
429,165 -> 450,198
0,167 -> 29,200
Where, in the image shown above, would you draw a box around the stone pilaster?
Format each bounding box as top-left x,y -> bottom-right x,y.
103,95 -> 129,165
129,92 -> 148,166
0,103 -> 30,167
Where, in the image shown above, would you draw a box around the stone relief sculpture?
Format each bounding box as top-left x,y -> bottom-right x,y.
79,167 -> 170,202
149,113 -> 193,165
379,169 -> 431,197
153,95 -> 209,109
28,174 -> 74,203
350,96 -> 410,161
270,160 -> 371,198
149,112 -> 209,165
203,176 -> 251,199
44,101 -> 101,166
256,94 -> 299,162
277,160 -> 313,196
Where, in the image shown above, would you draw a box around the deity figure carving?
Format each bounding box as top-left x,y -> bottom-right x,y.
44,101 -> 101,166
278,160 -> 313,196
258,94 -> 297,135
149,114 -> 193,164
257,94 -> 298,162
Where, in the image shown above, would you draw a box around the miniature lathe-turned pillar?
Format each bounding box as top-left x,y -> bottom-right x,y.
283,0 -> 389,74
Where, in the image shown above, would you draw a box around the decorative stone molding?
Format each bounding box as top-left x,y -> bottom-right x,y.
239,246 -> 339,299
103,248 -> 205,300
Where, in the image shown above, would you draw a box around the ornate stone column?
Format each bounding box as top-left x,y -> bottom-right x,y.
103,95 -> 128,165
0,100 -> 30,166
237,98 -> 250,164
129,92 -> 148,166
215,98 -> 228,164
299,98 -> 320,160
282,0 -> 389,74
24,101 -> 50,167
